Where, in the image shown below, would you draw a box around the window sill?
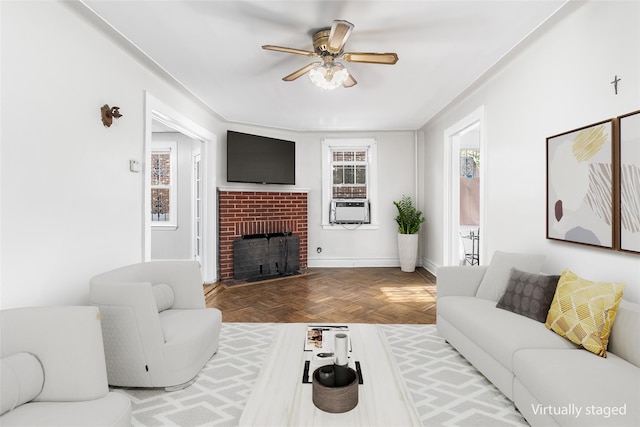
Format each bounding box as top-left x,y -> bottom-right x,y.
322,223 -> 379,230
151,224 -> 178,231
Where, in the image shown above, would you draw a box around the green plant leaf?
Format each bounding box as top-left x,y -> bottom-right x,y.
393,195 -> 425,234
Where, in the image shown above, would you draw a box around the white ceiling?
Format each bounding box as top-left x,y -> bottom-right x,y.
82,0 -> 567,132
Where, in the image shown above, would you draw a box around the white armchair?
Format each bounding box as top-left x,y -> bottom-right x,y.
0,306 -> 132,426
89,260 -> 222,389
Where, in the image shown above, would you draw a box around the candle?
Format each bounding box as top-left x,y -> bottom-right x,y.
334,333 -> 348,366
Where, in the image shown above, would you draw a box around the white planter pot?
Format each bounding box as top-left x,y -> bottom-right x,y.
397,233 -> 419,272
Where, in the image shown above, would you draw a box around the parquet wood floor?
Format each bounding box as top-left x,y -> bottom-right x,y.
204,267 -> 437,324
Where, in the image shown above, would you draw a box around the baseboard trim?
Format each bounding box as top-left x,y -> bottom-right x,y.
307,257 -> 439,271
308,257 -> 403,268
421,257 -> 439,276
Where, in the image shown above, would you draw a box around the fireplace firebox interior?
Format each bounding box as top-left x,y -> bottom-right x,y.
233,233 -> 300,281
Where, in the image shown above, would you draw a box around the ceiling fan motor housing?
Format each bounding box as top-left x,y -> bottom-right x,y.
313,29 -> 339,55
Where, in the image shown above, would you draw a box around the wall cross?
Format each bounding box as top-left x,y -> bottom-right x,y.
611,75 -> 621,94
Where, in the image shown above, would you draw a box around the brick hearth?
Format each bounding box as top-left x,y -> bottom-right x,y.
218,189 -> 308,281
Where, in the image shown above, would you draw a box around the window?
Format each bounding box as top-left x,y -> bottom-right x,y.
321,138 -> 378,229
459,149 -> 480,178
151,142 -> 177,228
331,149 -> 368,199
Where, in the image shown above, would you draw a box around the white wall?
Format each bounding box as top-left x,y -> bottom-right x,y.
420,0 -> 640,302
0,1 -> 225,309
219,124 -> 419,267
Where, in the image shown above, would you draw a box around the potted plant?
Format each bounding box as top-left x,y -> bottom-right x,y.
393,195 -> 426,272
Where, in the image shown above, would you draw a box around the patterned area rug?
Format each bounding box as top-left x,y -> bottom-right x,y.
113,323 -> 528,426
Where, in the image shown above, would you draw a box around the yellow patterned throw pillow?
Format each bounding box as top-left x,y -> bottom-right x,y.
545,269 -> 625,357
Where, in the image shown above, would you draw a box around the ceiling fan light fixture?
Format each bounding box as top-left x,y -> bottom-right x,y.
309,62 -> 349,90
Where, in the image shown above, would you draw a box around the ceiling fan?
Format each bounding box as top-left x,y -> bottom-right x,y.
262,20 -> 399,90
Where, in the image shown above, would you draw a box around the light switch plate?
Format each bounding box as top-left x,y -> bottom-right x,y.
129,159 -> 141,172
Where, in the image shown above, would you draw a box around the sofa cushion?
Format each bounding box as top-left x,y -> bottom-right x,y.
0,352 -> 44,415
159,308 -> 222,380
496,268 -> 560,323
475,251 -> 545,301
608,300 -> 640,368
0,392 -> 132,427
545,269 -> 625,357
513,348 -> 640,427
438,296 -> 576,371
152,283 -> 175,312
159,308 -> 220,346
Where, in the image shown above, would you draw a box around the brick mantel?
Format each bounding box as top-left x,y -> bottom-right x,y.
218,189 -> 308,281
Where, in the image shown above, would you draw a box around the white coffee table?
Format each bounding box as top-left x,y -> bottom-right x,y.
239,323 -> 422,426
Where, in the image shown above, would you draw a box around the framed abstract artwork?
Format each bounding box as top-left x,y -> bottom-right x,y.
547,119 -> 614,249
618,110 -> 640,254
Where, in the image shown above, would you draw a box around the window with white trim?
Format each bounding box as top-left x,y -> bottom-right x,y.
150,141 -> 177,228
321,138 -> 378,229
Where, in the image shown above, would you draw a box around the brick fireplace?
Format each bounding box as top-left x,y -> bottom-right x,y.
218,189 -> 308,282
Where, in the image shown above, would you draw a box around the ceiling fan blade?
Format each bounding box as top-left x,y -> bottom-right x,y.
342,52 -> 399,65
262,45 -> 317,57
342,73 -> 357,88
283,62 -> 321,81
327,20 -> 354,54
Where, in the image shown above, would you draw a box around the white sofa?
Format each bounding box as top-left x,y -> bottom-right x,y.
437,253 -> 640,427
90,260 -> 222,389
0,306 -> 132,426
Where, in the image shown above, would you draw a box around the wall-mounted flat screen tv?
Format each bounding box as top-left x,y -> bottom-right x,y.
227,131 -> 295,185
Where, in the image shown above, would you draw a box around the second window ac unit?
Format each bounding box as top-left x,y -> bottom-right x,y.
330,200 -> 370,224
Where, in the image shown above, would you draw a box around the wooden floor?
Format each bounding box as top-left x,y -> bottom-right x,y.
204,267 -> 437,324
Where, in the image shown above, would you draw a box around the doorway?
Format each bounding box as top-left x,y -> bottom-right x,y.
149,130 -> 202,261
144,92 -> 217,282
443,106 -> 485,266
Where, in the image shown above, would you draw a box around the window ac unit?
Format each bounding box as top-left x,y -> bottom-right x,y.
330,200 -> 370,224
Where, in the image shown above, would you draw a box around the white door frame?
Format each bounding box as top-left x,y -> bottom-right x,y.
192,149 -> 202,264
443,106 -> 486,266
144,92 -> 217,282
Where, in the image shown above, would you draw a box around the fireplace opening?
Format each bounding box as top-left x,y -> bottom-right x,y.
233,232 -> 300,282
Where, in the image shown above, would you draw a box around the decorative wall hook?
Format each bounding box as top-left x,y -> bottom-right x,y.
101,104 -> 123,127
